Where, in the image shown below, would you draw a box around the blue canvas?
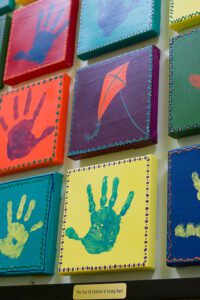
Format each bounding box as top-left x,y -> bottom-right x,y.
167,145 -> 200,267
0,172 -> 62,276
77,0 -> 161,60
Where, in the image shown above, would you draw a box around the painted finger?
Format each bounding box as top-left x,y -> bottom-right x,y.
24,89 -> 32,115
33,92 -> 46,121
24,200 -> 36,222
87,184 -> 96,213
100,176 -> 108,207
65,227 -> 82,241
17,194 -> 27,220
120,191 -> 134,217
109,177 -> 119,208
7,201 -> 12,231
30,221 -> 43,232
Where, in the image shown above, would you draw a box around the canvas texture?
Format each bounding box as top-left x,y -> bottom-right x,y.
169,0 -> 200,31
169,29 -> 200,138
77,0 -> 161,60
0,74 -> 70,176
69,46 -> 160,160
59,155 -> 158,274
167,145 -> 200,267
0,0 -> 15,16
0,172 -> 63,275
0,15 -> 11,89
4,0 -> 79,85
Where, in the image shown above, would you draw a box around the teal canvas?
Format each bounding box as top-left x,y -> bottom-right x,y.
0,172 -> 62,276
0,15 -> 11,89
0,0 -> 15,16
77,0 -> 161,60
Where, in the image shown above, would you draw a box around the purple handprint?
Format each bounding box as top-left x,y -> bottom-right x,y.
14,3 -> 69,64
0,89 -> 54,161
98,0 -> 140,37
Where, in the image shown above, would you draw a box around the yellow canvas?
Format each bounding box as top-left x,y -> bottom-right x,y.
169,0 -> 200,31
59,155 -> 158,274
16,0 -> 35,5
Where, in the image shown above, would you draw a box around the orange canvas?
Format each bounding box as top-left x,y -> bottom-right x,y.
0,74 -> 70,176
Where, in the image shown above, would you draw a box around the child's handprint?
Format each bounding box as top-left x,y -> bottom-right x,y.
66,176 -> 134,254
0,195 -> 43,259
0,89 -> 55,160
98,0 -> 140,37
14,3 -> 69,64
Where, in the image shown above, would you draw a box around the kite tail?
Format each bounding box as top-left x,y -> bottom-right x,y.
119,91 -> 149,137
85,122 -> 101,141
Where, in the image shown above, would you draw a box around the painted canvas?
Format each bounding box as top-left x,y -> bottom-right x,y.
69,46 -> 160,160
16,0 -> 36,5
167,145 -> 200,267
0,15 -> 11,89
59,155 -> 158,274
169,29 -> 200,138
0,0 -> 15,16
77,0 -> 161,60
0,172 -> 62,275
0,74 -> 70,176
169,0 -> 200,32
4,0 -> 79,85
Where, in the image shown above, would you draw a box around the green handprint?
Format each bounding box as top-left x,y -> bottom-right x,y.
66,176 -> 134,254
0,195 -> 43,259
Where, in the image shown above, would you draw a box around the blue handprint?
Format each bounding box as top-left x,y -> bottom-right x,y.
66,176 -> 134,254
14,3 -> 68,64
98,0 -> 140,37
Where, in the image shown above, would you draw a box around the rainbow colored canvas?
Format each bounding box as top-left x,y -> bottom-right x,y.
69,46 -> 160,160
167,145 -> 200,267
0,172 -> 62,276
0,74 -> 70,176
4,0 -> 79,85
59,155 -> 158,274
77,0 -> 161,60
169,0 -> 200,31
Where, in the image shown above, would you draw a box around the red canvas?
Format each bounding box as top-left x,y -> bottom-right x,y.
0,74 -> 70,176
4,0 -> 79,85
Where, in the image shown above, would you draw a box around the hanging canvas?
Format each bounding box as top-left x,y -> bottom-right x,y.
0,0 -> 15,16
4,0 -> 79,85
69,46 -> 160,160
0,15 -> 11,89
167,145 -> 200,267
169,0 -> 200,32
59,155 -> 158,274
0,172 -> 62,276
77,0 -> 161,60
169,29 -> 200,138
16,0 -> 36,5
0,74 -> 70,176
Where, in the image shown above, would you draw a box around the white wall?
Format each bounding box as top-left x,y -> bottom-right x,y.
2,0 -> 200,287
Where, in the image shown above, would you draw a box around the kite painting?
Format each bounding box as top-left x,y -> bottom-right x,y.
0,172 -> 63,275
4,0 -> 79,85
59,155 -> 158,274
77,0 -> 161,60
0,74 -> 70,176
69,46 -> 160,160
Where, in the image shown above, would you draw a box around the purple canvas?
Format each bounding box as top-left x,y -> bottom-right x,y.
69,45 -> 160,160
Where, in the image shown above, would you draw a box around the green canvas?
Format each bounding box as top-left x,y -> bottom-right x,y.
0,0 -> 15,16
0,15 -> 11,89
169,29 -> 200,138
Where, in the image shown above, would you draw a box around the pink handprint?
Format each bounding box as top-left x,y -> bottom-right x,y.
0,89 -> 54,161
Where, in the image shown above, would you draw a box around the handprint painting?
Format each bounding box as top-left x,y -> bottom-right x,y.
0,172 -> 63,275
69,46 -> 160,160
167,145 -> 200,267
59,155 -> 158,274
78,0 -> 161,60
0,74 -> 70,176
4,0 -> 79,85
